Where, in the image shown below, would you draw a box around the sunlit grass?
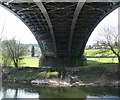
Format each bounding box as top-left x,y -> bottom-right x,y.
84,49 -> 118,67
0,50 -> 118,68
21,57 -> 118,68
87,58 -> 118,63
85,49 -> 117,56
20,57 -> 39,67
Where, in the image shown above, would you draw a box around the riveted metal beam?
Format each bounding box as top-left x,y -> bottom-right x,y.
1,0 -> 120,3
68,0 -> 86,57
34,0 -> 57,57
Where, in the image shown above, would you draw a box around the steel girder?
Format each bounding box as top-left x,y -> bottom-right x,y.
0,1 -> 119,58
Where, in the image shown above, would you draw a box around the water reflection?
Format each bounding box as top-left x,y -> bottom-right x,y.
0,88 -> 39,99
86,95 -> 120,100
0,82 -> 119,99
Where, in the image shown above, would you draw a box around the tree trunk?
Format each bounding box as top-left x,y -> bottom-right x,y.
14,60 -> 18,68
14,62 -> 18,68
118,56 -> 120,66
60,67 -> 66,80
14,88 -> 18,98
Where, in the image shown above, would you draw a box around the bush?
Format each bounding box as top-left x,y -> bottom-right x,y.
47,71 -> 59,79
38,71 -> 59,79
38,72 -> 47,79
2,58 -> 12,67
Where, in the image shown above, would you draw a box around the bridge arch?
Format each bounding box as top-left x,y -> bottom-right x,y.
84,7 -> 119,53
0,5 -> 38,44
87,8 -> 118,46
0,1 -> 119,67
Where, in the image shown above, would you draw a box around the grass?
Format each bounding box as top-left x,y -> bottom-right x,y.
0,49 -> 118,67
3,67 -> 42,82
0,56 -> 39,67
70,63 -> 119,83
1,57 -> 118,68
21,57 -> 118,68
3,63 -> 118,83
21,57 -> 39,67
84,49 -> 118,67
1,49 -> 119,84
87,58 -> 118,64
85,49 -> 117,56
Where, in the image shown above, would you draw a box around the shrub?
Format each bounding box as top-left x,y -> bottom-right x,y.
47,71 -> 59,79
38,72 -> 47,79
38,71 -> 59,79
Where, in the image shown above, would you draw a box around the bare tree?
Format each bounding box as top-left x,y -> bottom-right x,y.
0,19 -> 5,68
0,20 -> 5,41
2,39 -> 28,68
99,25 -> 120,64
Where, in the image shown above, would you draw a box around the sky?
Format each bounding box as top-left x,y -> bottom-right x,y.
0,5 -> 118,45
0,5 -> 38,44
87,8 -> 118,45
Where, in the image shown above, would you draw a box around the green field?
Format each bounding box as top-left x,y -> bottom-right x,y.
21,57 -> 39,67
85,49 -> 118,67
85,49 -> 117,56
21,57 -> 118,68
0,49 -> 118,67
86,58 -> 118,68
87,58 -> 117,63
0,56 -> 39,67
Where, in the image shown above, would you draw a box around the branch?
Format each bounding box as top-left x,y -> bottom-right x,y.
108,42 -> 119,57
0,20 -> 5,41
5,41 -> 15,60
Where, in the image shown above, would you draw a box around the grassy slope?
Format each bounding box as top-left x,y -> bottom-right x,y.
2,67 -> 41,82
2,63 -> 119,83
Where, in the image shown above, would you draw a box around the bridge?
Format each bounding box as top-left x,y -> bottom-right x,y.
0,0 -> 119,67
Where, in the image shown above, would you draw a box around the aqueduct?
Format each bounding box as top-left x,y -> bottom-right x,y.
0,0 -> 119,67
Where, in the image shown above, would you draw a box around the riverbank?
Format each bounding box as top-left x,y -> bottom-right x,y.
2,63 -> 120,87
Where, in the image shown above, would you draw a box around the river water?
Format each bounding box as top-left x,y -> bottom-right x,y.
0,82 -> 120,99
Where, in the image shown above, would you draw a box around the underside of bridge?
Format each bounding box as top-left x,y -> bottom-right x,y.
0,0 -> 119,67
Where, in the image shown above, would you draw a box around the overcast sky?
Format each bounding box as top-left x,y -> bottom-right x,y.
87,8 -> 118,45
0,5 -> 118,45
0,5 -> 38,44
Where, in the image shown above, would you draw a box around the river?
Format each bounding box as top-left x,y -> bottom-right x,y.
0,82 -> 120,99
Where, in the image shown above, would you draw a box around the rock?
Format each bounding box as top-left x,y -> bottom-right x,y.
48,79 -> 71,87
31,79 -> 71,87
71,82 -> 106,87
71,82 -> 86,87
31,79 -> 49,86
109,81 -> 120,87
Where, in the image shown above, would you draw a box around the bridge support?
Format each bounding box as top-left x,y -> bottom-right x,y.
39,55 -> 87,67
